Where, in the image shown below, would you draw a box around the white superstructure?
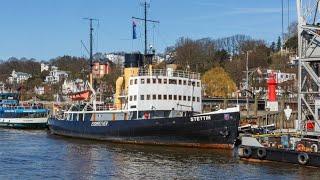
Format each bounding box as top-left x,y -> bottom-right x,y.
127,69 -> 202,114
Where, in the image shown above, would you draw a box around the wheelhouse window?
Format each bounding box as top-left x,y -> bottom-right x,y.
140,95 -> 145,100
153,94 -> 157,100
174,95 -> 177,100
169,95 -> 172,100
169,79 -> 177,84
147,94 -> 151,100
164,95 -> 167,100
158,94 -> 162,100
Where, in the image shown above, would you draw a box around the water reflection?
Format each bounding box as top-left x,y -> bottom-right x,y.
0,129 -> 320,179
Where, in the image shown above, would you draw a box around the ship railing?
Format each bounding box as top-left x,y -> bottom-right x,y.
138,69 -> 200,80
96,103 -> 116,111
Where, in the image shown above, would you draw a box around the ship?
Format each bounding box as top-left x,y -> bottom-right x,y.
48,53 -> 240,149
0,93 -> 49,129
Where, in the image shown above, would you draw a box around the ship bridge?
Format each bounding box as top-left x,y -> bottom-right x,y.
127,68 -> 202,118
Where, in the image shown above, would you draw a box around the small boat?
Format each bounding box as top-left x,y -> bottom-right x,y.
0,93 -> 49,129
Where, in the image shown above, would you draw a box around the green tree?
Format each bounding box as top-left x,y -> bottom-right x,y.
202,66 -> 236,97
276,36 -> 282,51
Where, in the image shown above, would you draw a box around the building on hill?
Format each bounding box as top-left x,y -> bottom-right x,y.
45,66 -> 69,84
0,82 -> 5,92
92,59 -> 112,79
240,68 -> 297,98
41,63 -> 50,72
34,86 -> 45,95
7,70 -> 32,84
105,53 -> 124,66
62,79 -> 85,94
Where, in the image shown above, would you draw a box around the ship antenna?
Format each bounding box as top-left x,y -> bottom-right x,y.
132,0 -> 159,63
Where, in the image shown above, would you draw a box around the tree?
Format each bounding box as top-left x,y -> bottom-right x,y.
270,41 -> 276,52
276,36 -> 282,51
202,66 -> 236,97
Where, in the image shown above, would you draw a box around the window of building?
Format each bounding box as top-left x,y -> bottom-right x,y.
183,80 -> 187,85
188,81 -> 191,86
164,94 -> 167,100
158,94 -> 162,100
141,79 -> 145,84
164,79 -> 167,84
169,95 -> 172,100
141,95 -> 145,100
197,82 -> 200,87
197,97 -> 200,102
178,80 -> 182,85
134,95 -> 137,101
188,96 -> 191,101
158,79 -> 162,84
147,78 -> 150,84
153,78 -> 156,84
134,79 -> 137,84
129,96 -> 133,101
130,80 -> 133,85
192,96 -> 195,102
153,94 -> 157,100
178,95 -> 182,101
183,96 -> 186,101
147,94 -> 151,100
174,95 -> 177,100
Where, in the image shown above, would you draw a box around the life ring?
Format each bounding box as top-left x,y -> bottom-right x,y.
257,148 -> 267,159
296,143 -> 305,152
298,153 -> 309,165
311,144 -> 318,153
243,146 -> 252,158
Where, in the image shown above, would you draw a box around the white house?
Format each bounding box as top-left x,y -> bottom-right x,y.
62,79 -> 85,94
7,70 -> 32,84
34,86 -> 45,95
41,63 -> 50,72
45,67 -> 69,84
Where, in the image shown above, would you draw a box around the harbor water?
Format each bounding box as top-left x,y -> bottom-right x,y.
0,129 -> 319,179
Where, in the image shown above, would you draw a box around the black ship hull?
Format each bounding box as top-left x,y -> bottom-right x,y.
48,112 -> 240,149
239,145 -> 320,167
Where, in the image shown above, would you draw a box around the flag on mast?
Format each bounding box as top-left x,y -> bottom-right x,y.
132,20 -> 137,39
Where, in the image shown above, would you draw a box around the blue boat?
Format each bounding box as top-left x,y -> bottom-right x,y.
0,93 -> 49,129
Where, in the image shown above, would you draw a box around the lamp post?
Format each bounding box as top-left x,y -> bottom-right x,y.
246,51 -> 252,118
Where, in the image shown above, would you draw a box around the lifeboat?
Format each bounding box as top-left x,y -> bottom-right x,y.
68,90 -> 91,101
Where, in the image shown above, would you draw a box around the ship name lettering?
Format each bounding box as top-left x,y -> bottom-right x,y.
190,116 -> 211,122
91,121 -> 109,126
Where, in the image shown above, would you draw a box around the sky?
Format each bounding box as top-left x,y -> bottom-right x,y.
0,0 -> 297,60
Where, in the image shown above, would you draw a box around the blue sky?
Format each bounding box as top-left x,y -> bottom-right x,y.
0,0 -> 296,60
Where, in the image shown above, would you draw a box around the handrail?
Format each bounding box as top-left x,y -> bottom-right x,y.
137,69 -> 200,80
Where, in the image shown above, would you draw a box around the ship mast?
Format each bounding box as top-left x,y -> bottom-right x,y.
83,18 -> 98,86
132,0 -> 159,63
